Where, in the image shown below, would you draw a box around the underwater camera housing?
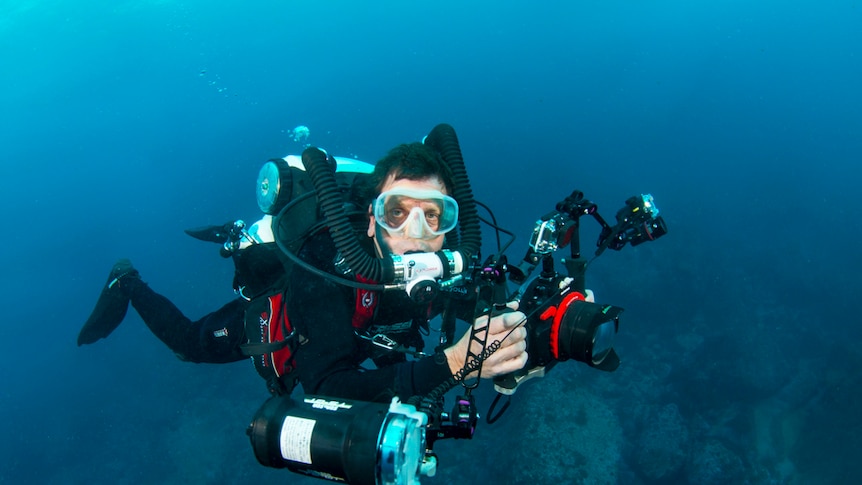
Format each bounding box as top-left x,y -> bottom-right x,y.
494,191 -> 666,394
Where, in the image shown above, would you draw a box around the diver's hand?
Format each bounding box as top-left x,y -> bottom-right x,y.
444,303 -> 528,381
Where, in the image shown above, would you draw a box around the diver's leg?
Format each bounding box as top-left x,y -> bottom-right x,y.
129,281 -> 249,363
78,259 -> 249,363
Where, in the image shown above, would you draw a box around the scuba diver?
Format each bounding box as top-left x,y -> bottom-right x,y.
77,124 -> 528,401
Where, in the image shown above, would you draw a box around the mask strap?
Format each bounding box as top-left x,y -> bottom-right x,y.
375,223 -> 395,259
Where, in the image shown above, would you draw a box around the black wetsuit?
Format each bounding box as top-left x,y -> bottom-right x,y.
127,232 -> 472,402
288,232 -> 469,402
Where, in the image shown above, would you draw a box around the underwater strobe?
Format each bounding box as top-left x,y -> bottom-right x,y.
247,396 -> 432,485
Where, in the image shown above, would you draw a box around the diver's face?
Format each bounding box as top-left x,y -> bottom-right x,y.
368,175 -> 448,255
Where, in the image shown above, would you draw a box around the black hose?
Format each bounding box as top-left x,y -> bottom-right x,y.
302,147 -> 394,282
423,124 -> 482,262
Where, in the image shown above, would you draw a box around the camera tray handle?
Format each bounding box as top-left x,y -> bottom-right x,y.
453,255 -> 511,390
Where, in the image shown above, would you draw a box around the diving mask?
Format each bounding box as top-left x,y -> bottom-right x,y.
373,188 -> 459,239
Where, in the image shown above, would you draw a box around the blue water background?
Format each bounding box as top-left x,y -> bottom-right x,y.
1,1 -> 860,483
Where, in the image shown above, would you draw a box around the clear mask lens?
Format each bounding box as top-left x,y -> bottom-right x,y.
374,189 -> 459,239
